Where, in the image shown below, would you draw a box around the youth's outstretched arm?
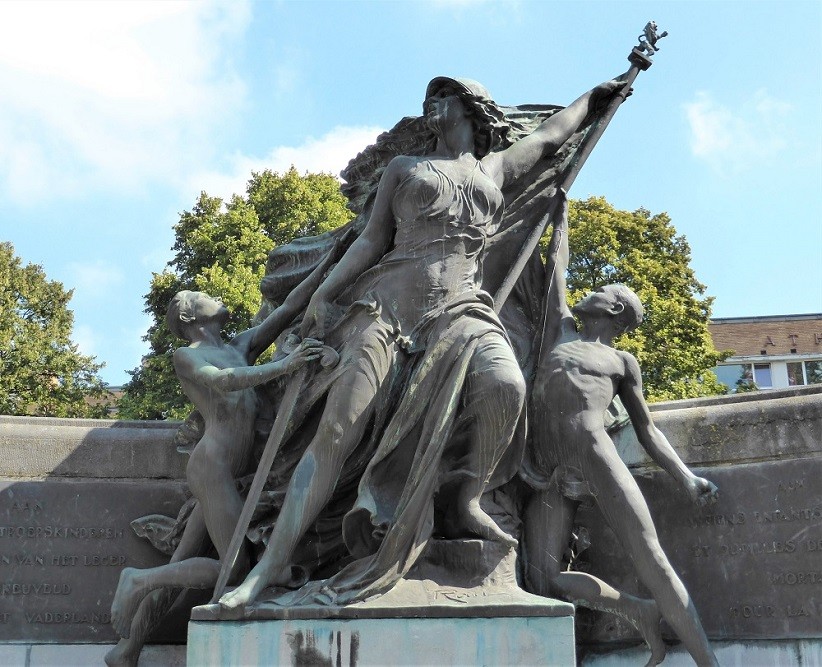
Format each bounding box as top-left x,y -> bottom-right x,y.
174,341 -> 323,394
618,353 -> 718,504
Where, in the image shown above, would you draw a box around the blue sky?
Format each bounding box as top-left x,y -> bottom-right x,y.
1,1 -> 820,386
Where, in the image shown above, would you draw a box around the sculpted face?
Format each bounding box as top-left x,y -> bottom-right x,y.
424,87 -> 469,136
572,286 -> 614,317
573,285 -> 644,334
191,292 -> 229,326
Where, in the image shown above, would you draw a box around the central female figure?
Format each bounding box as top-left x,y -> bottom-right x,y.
220,76 -> 621,608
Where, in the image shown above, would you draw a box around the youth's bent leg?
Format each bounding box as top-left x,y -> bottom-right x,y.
109,505 -> 211,641
523,487 -> 666,664
591,449 -> 717,666
111,558 -> 221,637
522,487 -> 576,596
105,589 -> 177,667
185,438 -> 251,581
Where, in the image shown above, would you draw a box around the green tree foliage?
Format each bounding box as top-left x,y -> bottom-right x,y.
552,196 -> 727,401
118,168 -> 353,420
123,173 -> 723,417
0,242 -> 109,417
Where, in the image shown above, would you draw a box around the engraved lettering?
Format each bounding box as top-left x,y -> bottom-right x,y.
753,507 -> 822,523
786,605 -> 809,617
777,480 -> 804,493
14,554 -> 44,566
731,604 -> 776,619
10,501 -> 43,513
50,555 -> 78,566
82,555 -> 126,566
686,512 -> 745,527
24,611 -> 111,624
770,571 -> 822,585
0,525 -> 125,539
719,541 -> 796,556
1,583 -> 71,596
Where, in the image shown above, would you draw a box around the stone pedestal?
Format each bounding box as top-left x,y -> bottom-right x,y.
188,593 -> 575,667
188,538 -> 575,666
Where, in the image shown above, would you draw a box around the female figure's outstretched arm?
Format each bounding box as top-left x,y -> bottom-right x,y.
483,79 -> 626,187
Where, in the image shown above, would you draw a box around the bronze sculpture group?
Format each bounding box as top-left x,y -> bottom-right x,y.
107,26 -> 720,667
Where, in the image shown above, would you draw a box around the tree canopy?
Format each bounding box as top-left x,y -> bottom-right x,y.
559,196 -> 726,401
118,167 -> 354,419
0,242 -> 109,417
121,173 -> 724,419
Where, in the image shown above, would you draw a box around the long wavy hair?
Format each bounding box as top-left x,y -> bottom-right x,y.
341,77 -> 535,216
423,77 -> 516,159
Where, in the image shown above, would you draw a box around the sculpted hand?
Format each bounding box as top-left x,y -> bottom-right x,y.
301,298 -> 331,339
282,338 -> 324,373
684,475 -> 719,507
594,78 -> 631,101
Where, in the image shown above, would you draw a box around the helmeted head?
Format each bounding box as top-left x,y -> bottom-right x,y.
572,284 -> 644,335
424,76 -> 511,158
166,290 -> 228,341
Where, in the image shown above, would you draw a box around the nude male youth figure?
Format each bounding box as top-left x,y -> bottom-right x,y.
105,247 -> 340,667
523,192 -> 719,667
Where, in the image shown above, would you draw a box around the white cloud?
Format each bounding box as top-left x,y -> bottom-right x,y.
190,125 -> 385,202
67,261 -> 124,299
0,0 -> 251,204
684,90 -> 792,173
72,324 -> 98,357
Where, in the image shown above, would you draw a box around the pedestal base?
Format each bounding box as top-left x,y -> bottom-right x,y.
188,553 -> 575,665
188,539 -> 575,665
188,608 -> 575,666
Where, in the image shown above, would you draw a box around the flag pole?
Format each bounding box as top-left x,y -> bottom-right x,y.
493,24 -> 666,313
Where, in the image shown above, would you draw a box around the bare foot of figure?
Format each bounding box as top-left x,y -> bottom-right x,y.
111,568 -> 149,638
635,600 -> 666,666
104,638 -> 140,667
443,497 -> 517,547
218,569 -> 267,611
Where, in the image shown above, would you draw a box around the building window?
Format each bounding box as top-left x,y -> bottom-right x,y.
753,363 -> 773,388
806,361 -> 822,385
787,362 -> 805,386
714,364 -> 756,392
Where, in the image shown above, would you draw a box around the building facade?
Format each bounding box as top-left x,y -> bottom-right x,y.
709,313 -> 822,392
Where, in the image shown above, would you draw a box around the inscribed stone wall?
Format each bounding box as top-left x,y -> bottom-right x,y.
1,386 -> 819,646
577,385 -> 822,645
0,418 -> 188,643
